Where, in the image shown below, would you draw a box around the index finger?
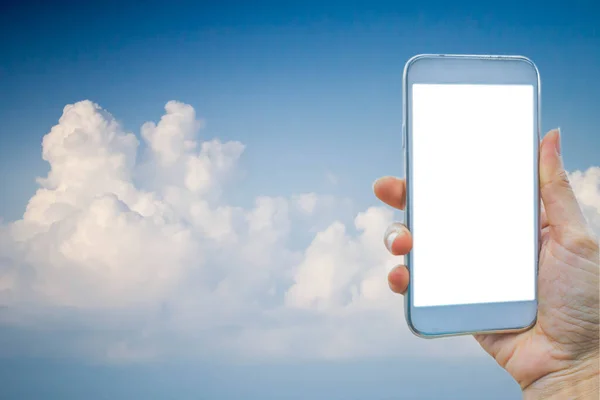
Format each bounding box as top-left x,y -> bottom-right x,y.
373,176 -> 406,210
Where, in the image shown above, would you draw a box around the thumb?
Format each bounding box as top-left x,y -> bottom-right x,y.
539,128 -> 586,230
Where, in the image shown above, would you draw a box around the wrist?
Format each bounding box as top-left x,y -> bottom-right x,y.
523,356 -> 599,399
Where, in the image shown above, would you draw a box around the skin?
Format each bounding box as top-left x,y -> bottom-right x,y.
374,129 -> 599,399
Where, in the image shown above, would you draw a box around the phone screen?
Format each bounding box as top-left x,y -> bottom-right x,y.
411,83 -> 536,307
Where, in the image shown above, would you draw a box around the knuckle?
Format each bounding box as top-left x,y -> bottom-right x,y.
556,169 -> 571,186
541,169 -> 572,193
555,170 -> 574,193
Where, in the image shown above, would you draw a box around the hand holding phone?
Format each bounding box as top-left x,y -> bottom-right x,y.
374,129 -> 599,396
373,54 -> 600,397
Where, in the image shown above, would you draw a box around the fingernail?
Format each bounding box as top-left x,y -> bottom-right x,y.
385,231 -> 398,252
385,223 -> 408,252
555,127 -> 561,155
372,179 -> 379,191
384,222 -> 408,252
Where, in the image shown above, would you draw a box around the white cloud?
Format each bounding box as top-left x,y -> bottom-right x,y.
569,167 -> 600,234
294,193 -> 319,215
140,101 -> 202,166
285,207 -> 395,312
0,100 -> 597,363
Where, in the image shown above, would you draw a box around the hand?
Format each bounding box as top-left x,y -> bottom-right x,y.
374,129 -> 599,399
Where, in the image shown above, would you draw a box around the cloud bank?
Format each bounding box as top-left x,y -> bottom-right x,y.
0,100 -> 598,363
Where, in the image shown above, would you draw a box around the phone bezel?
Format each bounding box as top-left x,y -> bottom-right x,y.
402,54 -> 541,338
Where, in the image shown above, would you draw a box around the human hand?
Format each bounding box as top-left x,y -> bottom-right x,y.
373,129 -> 599,399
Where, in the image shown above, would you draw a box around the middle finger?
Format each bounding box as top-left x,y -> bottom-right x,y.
384,222 -> 413,255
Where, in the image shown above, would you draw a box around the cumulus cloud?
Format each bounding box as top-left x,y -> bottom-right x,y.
285,207 -> 394,311
294,193 -> 319,215
569,167 -> 600,232
0,100 -> 598,363
0,100 -> 409,361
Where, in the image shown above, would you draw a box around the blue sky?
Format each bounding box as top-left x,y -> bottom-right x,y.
0,1 -> 599,399
2,1 -> 599,221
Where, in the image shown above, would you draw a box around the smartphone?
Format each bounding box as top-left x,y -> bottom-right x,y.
402,54 -> 540,337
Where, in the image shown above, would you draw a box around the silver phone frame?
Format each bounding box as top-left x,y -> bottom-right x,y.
402,54 -> 541,338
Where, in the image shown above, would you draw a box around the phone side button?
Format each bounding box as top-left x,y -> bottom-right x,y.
402,122 -> 406,149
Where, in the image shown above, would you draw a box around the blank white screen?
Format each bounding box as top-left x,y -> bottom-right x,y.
411,84 -> 536,307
